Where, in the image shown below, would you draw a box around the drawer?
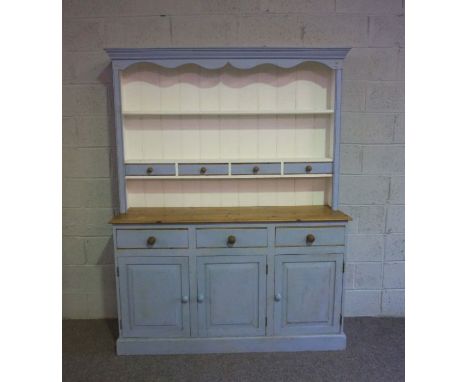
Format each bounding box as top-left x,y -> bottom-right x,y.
116,229 -> 189,249
126,164 -> 175,176
275,226 -> 345,247
178,163 -> 228,176
283,162 -> 333,175
231,163 -> 281,175
196,228 -> 268,248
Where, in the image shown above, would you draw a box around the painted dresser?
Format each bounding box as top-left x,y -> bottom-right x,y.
106,48 -> 351,355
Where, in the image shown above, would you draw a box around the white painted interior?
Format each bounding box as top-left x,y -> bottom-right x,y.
126,178 -> 332,208
120,62 -> 335,208
121,63 -> 335,163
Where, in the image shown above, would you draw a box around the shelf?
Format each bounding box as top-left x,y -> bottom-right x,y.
126,174 -> 333,180
123,110 -> 334,116
125,157 -> 334,164
110,205 -> 351,224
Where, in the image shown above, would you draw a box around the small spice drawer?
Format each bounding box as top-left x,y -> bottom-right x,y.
275,226 -> 345,247
116,229 -> 189,249
283,162 -> 333,175
196,228 -> 268,248
231,163 -> 281,175
178,163 -> 228,176
126,164 -> 175,176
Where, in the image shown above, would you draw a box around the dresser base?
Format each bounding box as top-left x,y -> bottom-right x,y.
117,334 -> 346,355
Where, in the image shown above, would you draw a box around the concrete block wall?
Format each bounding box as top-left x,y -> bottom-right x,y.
63,0 -> 404,318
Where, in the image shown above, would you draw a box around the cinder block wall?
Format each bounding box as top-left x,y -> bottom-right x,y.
63,0 -> 404,318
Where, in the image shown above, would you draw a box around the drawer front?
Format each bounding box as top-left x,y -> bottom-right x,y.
284,162 -> 333,175
178,163 -> 228,176
275,226 -> 345,247
196,228 -> 268,248
116,229 -> 189,249
126,164 -> 175,176
231,163 -> 281,175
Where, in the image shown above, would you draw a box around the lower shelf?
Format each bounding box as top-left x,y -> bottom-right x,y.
116,334 -> 347,355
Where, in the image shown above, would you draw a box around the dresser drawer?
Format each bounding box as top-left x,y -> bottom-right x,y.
283,162 -> 333,175
275,226 -> 345,247
196,228 -> 268,248
116,229 -> 189,249
125,164 -> 175,176
231,163 -> 281,175
179,163 -> 228,176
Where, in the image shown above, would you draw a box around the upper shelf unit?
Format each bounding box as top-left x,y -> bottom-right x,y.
106,48 -> 350,212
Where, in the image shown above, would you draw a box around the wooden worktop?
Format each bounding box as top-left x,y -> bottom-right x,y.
110,205 -> 351,225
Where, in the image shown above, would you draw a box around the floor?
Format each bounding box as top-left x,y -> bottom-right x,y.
63,318 -> 404,382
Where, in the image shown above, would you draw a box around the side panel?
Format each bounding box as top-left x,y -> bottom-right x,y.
197,255 -> 266,337
274,253 -> 343,335
118,256 -> 190,338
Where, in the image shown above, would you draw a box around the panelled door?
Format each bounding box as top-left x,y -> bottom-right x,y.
197,255 -> 267,337
118,256 -> 190,338
274,253 -> 343,336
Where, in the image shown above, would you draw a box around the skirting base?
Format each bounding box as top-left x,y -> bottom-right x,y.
117,334 -> 346,355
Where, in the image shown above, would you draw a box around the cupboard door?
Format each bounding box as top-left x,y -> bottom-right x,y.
118,256 -> 190,338
197,256 -> 266,337
274,254 -> 343,336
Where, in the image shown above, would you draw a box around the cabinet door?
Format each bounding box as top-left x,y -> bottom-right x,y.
118,256 -> 190,338
274,254 -> 343,336
197,256 -> 266,337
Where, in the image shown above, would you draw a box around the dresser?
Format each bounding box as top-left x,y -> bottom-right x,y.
106,48 -> 351,355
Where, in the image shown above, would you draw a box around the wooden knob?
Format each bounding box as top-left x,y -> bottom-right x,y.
200,166 -> 207,174
306,234 -> 315,244
252,166 -> 260,174
274,293 -> 282,302
305,165 -> 312,173
147,236 -> 157,246
146,166 -> 153,175
227,235 -> 236,245
181,296 -> 189,303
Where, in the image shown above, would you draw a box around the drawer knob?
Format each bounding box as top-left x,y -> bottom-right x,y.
252,166 -> 260,174
146,166 -> 153,175
274,293 -> 282,302
147,236 -> 157,246
306,234 -> 315,244
181,295 -> 189,303
200,166 -> 207,174
305,165 -> 312,173
197,294 -> 204,303
227,235 -> 236,245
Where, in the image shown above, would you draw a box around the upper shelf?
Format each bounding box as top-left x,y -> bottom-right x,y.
123,110 -> 334,116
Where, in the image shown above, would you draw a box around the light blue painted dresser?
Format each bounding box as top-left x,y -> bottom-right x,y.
107,48 -> 351,355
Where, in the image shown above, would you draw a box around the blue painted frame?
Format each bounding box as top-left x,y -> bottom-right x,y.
106,48 -> 351,212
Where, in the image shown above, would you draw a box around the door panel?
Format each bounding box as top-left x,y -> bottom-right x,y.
118,256 -> 190,338
197,255 -> 266,337
274,253 -> 343,335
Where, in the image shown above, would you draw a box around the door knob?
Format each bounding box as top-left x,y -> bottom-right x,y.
306,234 -> 315,244
274,293 -> 282,302
197,294 -> 204,303
181,296 -> 189,303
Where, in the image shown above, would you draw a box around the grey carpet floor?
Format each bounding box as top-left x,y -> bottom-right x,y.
63,318 -> 404,382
